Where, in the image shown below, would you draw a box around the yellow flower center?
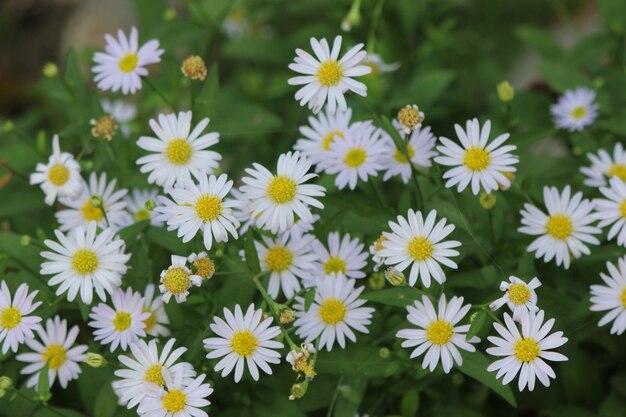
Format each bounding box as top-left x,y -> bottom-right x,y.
545,214 -> 573,240
193,257 -> 215,279
165,138 -> 193,165
162,389 -> 187,413
118,53 -> 139,73
344,147 -> 367,168
426,320 -> 454,345
81,200 -> 104,222
144,364 -> 165,386
407,236 -> 433,261
264,246 -> 293,272
464,146 -> 491,172
230,330 -> 258,357
41,344 -> 67,370
195,194 -> 223,222
374,235 -> 387,251
1,306 -> 22,330
134,208 -> 151,222
514,337 -> 540,362
620,287 -> 626,308
321,130 -> 345,151
142,308 -> 158,333
318,298 -> 347,325
324,256 -> 347,275
316,60 -> 343,87
48,164 -> 70,186
163,267 -> 190,295
570,106 -> 587,120
71,249 -> 99,275
113,311 -> 132,332
393,144 -> 415,164
267,175 -> 297,204
397,105 -> 422,131
608,164 -> 626,182
508,283 -> 531,305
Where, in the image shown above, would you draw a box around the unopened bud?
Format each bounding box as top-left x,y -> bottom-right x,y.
368,272 -> 385,290
396,104 -> 424,134
0,376 -> 12,390
378,347 -> 390,359
2,121 -> 13,133
90,195 -> 104,208
20,235 -> 31,246
144,199 -> 156,211
163,8 -> 177,21
479,193 -> 496,210
42,63 -> 59,78
496,81 -> 514,103
341,0 -> 361,32
279,308 -> 295,325
84,352 -> 107,368
181,56 -> 208,81
385,267 -> 406,286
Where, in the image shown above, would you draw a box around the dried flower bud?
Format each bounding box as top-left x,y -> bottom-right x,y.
181,56 -> 207,81
279,308 -> 295,325
396,104 -> 424,134
90,115 -> 118,141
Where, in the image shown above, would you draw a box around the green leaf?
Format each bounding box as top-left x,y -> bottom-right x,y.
361,287 -> 425,308
244,229 -> 260,273
145,227 -> 186,253
0,232 -> 43,277
0,254 -> 8,275
596,118 -> 626,136
599,0 -> 626,34
400,389 -> 420,417
37,362 -> 50,403
64,48 -> 84,100
303,287 -> 316,312
398,70 -> 456,108
118,220 -> 150,245
457,351 -> 517,407
538,60 -> 591,92
317,346 -> 401,378
516,26 -> 563,59
94,381 -> 118,417
466,309 -> 491,340
334,378 -> 366,417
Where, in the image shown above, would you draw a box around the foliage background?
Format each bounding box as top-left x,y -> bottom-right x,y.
1,0 -> 626,416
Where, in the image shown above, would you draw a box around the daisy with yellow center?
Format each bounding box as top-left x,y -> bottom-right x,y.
490,276 -> 542,321
293,274 -> 374,351
158,255 -> 202,304
519,185 -> 600,269
309,232 -> 368,284
487,310 -> 568,391
550,87 -> 598,132
435,118 -> 518,195
88,287 -> 150,352
92,26 -> 163,94
378,209 -> 461,288
41,221 -> 130,304
396,294 -> 479,373
204,304 -> 284,382
590,256 -> 626,335
16,316 -> 87,389
141,284 -> 170,337
593,176 -> 626,247
581,143 -> 626,188
240,151 -> 325,234
288,35 -> 371,114
381,121 -> 437,184
0,281 -> 42,354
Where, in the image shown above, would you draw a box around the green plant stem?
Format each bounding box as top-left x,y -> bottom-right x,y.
326,375 -> 345,417
144,78 -> 176,109
11,390 -> 65,417
367,0 -> 386,54
401,132 -> 424,211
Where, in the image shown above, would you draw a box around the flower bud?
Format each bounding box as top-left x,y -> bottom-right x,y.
479,193 -> 496,210
84,352 -> 107,368
496,81 -> 514,102
279,308 -> 295,325
144,199 -> 157,211
378,347 -> 390,359
2,121 -> 13,133
20,235 -> 31,246
396,105 -> 424,134
368,272 -> 385,290
181,56 -> 208,81
0,376 -> 13,390
90,195 -> 104,208
163,8 -> 177,21
384,267 -> 406,286
42,62 -> 59,78
289,379 -> 309,400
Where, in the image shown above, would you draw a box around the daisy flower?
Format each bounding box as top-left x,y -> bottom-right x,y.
593,176 -> 626,247
293,274 -> 374,351
294,106 -> 352,173
101,98 -> 137,136
550,87 -> 599,132
56,171 -> 128,232
159,255 -> 202,303
113,338 -> 195,409
435,118 -> 518,194
155,174 -> 240,250
325,121 -> 386,190
16,316 -> 88,389
88,287 -> 150,351
580,143 -> 626,188
590,256 -> 626,335
518,185 -> 601,269
0,281 -> 42,353
138,368 -> 213,417
381,123 -> 437,184
187,252 -> 216,280
240,151 -> 325,234
288,35 -> 371,114
378,209 -> 461,288
489,276 -> 542,321
311,232 -> 368,280
396,294 -> 479,373
369,234 -> 387,272
41,221 -> 130,304
142,284 -> 170,337
125,188 -> 163,226
255,234 -> 318,299
92,26 -> 163,94
487,310 -> 568,391
136,111 -> 221,189
29,134 -> 82,206
203,304 -> 284,382
361,53 -> 400,75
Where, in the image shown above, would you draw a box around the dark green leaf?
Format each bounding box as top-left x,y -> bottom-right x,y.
457,351 -> 517,407
317,346 -> 401,378
361,287 -> 425,308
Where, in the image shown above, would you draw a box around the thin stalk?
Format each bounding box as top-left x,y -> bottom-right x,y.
367,0 -> 386,54
144,78 -> 176,109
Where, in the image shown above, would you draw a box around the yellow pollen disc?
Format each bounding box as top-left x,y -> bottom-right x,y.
267,175 -> 297,204
195,194 -> 223,222
318,298 -> 347,325
113,311 -> 132,332
162,389 -> 187,413
1,306 -> 22,330
41,344 -> 67,370
321,130 -> 345,151
397,105 -> 422,130
165,138 -> 193,165
426,320 -> 454,345
163,267 -> 190,295
407,236 -> 433,261
194,257 -> 215,279
47,164 -> 70,186
621,287 -> 626,308
144,364 -> 165,386
142,308 -> 158,333
81,200 -> 104,222
316,60 -> 343,87
344,147 -> 367,168
134,208 -> 151,222
264,246 -> 293,272
324,256 -> 347,275
608,164 -> 626,182
545,214 -> 573,240
72,249 -> 99,275
374,235 -> 387,251
570,106 -> 587,120
508,283 -> 531,305
118,53 -> 139,73
393,144 -> 415,164
464,146 -> 491,172
514,337 -> 540,362
230,330 -> 259,357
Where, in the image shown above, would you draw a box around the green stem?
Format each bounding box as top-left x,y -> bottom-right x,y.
366,0 -> 386,54
326,375 -> 345,417
190,82 -> 196,123
144,78 -> 176,109
401,132 -> 424,211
